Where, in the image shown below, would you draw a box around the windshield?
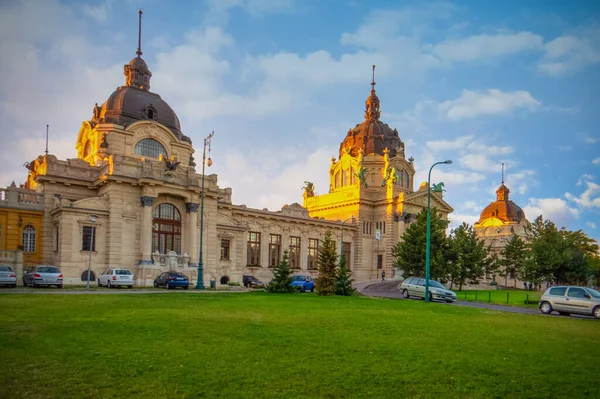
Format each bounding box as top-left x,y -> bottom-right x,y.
37,266 -> 59,273
0,266 -> 12,272
115,270 -> 132,275
586,288 -> 600,298
429,281 -> 445,289
293,276 -> 306,281
169,273 -> 186,277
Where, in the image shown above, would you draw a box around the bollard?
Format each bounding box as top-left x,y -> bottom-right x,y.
526,294 -> 529,305
506,292 -> 509,304
488,292 -> 491,302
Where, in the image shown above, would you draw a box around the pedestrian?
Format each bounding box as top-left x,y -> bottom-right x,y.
523,281 -> 527,290
381,270 -> 385,282
528,282 -> 532,291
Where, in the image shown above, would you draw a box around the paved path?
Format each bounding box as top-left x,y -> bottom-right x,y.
355,280 -> 596,319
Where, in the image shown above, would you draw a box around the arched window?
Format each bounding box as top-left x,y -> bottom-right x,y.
152,204 -> 181,254
335,171 -> 341,188
22,226 -> 36,252
134,138 -> 167,159
81,271 -> 96,281
147,109 -> 154,119
404,171 -> 409,188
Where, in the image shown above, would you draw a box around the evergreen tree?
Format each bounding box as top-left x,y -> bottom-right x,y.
484,249 -> 502,286
316,231 -> 337,296
266,250 -> 296,293
392,208 -> 450,280
335,254 -> 355,296
500,234 -> 528,288
447,223 -> 487,290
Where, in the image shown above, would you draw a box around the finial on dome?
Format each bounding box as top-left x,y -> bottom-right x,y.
371,65 -> 376,93
136,9 -> 143,57
364,65 -> 381,121
501,162 -> 505,184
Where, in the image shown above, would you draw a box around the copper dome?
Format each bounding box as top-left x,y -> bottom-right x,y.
476,184 -> 527,224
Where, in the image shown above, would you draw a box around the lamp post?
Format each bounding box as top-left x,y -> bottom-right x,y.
196,131 -> 214,290
340,216 -> 355,260
86,214 -> 98,290
425,160 -> 452,303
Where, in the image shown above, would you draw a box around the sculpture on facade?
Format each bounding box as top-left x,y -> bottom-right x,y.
356,167 -> 369,187
164,157 -> 180,171
381,166 -> 393,186
302,181 -> 315,197
100,133 -> 109,149
431,182 -> 445,192
92,103 -> 102,122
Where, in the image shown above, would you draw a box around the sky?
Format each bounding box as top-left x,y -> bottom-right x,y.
0,0 -> 599,241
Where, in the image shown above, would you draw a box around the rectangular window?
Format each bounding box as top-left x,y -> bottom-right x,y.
82,226 -> 96,251
342,242 -> 351,269
289,236 -> 301,269
308,239 -> 319,270
269,234 -> 281,267
247,232 -> 261,266
54,226 -> 59,252
377,254 -> 383,269
221,239 -> 230,260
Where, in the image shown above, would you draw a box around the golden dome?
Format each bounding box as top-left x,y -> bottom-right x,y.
476,183 -> 527,225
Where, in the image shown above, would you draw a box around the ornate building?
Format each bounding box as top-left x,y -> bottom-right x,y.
304,66 -> 454,282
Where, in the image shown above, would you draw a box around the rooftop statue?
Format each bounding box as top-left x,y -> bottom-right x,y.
431,182 -> 445,193
356,167 -> 369,188
302,181 -> 315,198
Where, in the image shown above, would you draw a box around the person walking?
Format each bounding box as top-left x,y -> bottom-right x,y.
381,270 -> 385,282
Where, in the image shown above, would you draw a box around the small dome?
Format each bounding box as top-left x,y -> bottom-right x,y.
476,183 -> 526,224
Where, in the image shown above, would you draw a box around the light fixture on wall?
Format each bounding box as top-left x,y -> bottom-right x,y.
18,217 -> 23,227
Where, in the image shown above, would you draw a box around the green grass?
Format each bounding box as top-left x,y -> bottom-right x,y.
458,290 -> 541,306
0,293 -> 598,399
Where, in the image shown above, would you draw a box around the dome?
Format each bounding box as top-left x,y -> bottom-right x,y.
476,183 -> 527,224
338,66 -> 404,158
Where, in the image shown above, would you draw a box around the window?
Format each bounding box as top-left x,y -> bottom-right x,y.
404,171 -> 409,188
342,242 -> 351,269
567,287 -> 588,298
247,232 -> 261,266
308,239 -> 319,270
269,234 -> 281,268
152,204 -> 181,254
549,287 -> 567,296
22,226 -> 36,252
82,226 -> 96,251
81,271 -> 96,281
363,222 -> 372,235
377,254 -> 383,269
289,236 -> 301,269
54,226 -> 59,252
147,109 -> 154,119
220,239 -> 230,260
335,171 -> 341,188
134,138 -> 167,159
398,169 -> 403,186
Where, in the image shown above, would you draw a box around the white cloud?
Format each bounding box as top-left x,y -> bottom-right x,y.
565,181 -> 600,208
81,0 -> 114,24
523,197 -> 579,227
448,212 -> 480,230
593,157 -> 600,165
587,222 -> 597,230
539,32 -> 600,76
439,89 -> 540,121
428,32 -> 543,63
426,135 -> 474,152
576,174 -> 595,186
459,154 -> 500,172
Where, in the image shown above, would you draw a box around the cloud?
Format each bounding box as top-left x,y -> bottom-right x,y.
439,89 -> 540,121
459,154 -> 501,172
428,31 -> 543,63
587,222 -> 597,230
522,197 -> 579,227
576,174 -> 595,186
565,181 -> 600,208
203,0 -> 296,25
593,157 -> 600,165
81,0 -> 114,24
448,212 -> 480,230
539,30 -> 600,76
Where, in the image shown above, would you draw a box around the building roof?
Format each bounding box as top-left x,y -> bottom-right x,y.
476,183 -> 527,225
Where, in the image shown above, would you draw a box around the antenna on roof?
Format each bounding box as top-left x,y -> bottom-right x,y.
371,65 -> 376,92
136,9 -> 143,57
501,162 -> 505,184
45,125 -> 49,155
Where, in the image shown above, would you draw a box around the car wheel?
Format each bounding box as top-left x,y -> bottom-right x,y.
165,282 -> 170,290
153,281 -> 158,288
107,281 -> 112,289
12,284 -> 17,288
97,279 -> 101,287
593,306 -> 600,319
311,287 -> 314,293
428,292 -> 433,302
184,285 -> 189,290
446,300 -> 453,303
540,301 -> 553,315
128,285 -> 133,289
402,289 -> 409,299
558,312 -> 571,316
32,281 -> 37,288
57,284 -> 63,289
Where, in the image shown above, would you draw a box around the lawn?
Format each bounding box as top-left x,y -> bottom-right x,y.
457,289 -> 541,306
0,292 -> 598,399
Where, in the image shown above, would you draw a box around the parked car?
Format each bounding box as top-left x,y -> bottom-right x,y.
154,271 -> 189,289
0,265 -> 17,288
23,265 -> 63,288
290,275 -> 315,292
400,277 -> 456,302
243,275 -> 265,288
539,286 -> 600,319
97,268 -> 134,288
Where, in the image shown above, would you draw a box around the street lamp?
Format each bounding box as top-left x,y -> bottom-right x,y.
86,214 -> 98,290
340,216 -> 355,259
425,160 -> 452,303
196,131 -> 214,290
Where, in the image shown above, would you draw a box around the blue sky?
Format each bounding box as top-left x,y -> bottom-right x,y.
0,0 -> 599,241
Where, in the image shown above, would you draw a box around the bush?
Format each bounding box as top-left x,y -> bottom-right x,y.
266,250 -> 296,294
227,281 -> 241,286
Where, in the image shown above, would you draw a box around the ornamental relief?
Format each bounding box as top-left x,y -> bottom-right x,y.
122,202 -> 137,219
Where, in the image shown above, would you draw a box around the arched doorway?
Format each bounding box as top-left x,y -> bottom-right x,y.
152,204 -> 181,254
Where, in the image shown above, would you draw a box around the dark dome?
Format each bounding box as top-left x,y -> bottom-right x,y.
339,120 -> 404,158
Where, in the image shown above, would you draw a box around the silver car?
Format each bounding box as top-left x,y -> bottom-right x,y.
0,265 -> 17,288
401,277 -> 457,302
539,286 -> 600,319
23,265 -> 63,288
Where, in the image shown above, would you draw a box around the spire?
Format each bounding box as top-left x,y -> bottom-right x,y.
45,125 -> 49,155
124,9 -> 152,90
496,162 -> 510,201
501,162 -> 505,184
136,9 -> 143,57
364,65 -> 380,121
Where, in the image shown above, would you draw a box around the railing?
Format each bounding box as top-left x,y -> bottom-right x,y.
0,186 -> 44,210
151,251 -> 191,269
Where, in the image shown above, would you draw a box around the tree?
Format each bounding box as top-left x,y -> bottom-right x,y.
266,250 -> 296,293
335,254 -> 355,296
500,234 -> 528,288
446,223 -> 487,290
392,208 -> 450,280
484,249 -> 502,286
316,231 -> 337,296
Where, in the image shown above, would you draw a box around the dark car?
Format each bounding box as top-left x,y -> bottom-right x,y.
154,271 -> 189,289
243,275 -> 264,288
